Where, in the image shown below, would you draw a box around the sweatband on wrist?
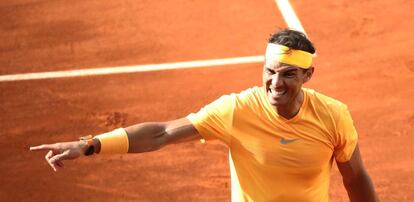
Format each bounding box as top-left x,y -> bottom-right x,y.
265,43 -> 313,69
94,128 -> 129,154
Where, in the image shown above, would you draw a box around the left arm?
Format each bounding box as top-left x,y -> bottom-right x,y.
337,144 -> 379,202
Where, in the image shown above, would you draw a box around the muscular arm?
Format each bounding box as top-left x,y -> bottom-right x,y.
125,118 -> 201,153
30,118 -> 201,171
337,144 -> 378,202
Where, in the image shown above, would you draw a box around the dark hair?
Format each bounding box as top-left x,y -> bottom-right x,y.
268,28 -> 315,54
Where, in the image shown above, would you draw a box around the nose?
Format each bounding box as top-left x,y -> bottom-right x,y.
270,73 -> 283,88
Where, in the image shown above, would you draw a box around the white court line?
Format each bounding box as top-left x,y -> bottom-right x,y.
0,56 -> 263,82
274,0 -> 307,35
275,0 -> 316,56
1,0 -> 306,82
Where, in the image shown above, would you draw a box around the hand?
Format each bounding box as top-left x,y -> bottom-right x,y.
30,141 -> 88,172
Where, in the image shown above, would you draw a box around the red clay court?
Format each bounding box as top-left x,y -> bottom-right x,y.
1,0 -> 413,201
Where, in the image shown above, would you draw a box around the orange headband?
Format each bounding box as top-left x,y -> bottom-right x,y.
265,43 -> 313,69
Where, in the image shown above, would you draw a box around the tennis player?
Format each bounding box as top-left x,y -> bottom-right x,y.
31,29 -> 378,202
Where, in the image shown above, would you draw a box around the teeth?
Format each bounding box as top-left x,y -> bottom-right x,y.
270,88 -> 285,96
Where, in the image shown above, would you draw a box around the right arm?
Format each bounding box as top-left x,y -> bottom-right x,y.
125,118 -> 200,153
30,118 -> 200,171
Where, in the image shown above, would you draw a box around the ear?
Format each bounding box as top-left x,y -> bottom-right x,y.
303,66 -> 314,83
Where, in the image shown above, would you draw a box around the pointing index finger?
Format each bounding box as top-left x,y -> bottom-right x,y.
30,144 -> 55,151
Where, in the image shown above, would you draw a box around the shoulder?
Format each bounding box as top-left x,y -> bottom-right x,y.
304,88 -> 348,112
233,86 -> 264,109
304,88 -> 350,128
235,86 -> 262,97
199,86 -> 266,115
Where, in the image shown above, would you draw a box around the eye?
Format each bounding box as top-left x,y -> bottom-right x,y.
265,68 -> 275,75
283,71 -> 296,78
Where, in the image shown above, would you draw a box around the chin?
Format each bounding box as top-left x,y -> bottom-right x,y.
267,96 -> 288,106
270,101 -> 288,107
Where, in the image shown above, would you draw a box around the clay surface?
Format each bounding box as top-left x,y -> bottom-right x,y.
1,0 -> 413,201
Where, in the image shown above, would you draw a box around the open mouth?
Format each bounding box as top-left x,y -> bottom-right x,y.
269,88 -> 287,98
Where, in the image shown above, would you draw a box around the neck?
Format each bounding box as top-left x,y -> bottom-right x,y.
275,90 -> 304,119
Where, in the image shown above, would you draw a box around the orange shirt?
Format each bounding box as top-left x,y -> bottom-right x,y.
187,86 -> 358,202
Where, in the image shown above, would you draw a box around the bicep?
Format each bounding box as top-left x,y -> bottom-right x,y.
163,117 -> 201,144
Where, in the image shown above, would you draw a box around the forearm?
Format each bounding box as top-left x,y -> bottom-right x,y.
343,171 -> 378,202
90,118 -> 198,155
89,122 -> 166,155
32,119 -> 198,172
125,122 -> 167,153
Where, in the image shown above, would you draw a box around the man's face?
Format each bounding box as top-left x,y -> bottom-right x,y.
262,58 -> 313,107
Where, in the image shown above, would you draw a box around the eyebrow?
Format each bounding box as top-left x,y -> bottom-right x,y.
265,67 -> 298,73
284,68 -> 298,73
